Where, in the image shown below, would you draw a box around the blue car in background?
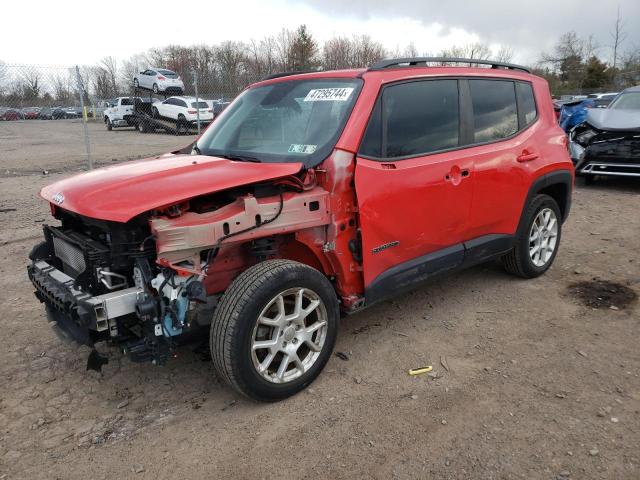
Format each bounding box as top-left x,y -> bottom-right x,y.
559,98 -> 596,132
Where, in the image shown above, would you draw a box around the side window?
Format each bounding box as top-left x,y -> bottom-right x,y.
469,80 -> 518,143
177,99 -> 187,108
516,82 -> 537,126
148,70 -> 156,76
359,79 -> 459,158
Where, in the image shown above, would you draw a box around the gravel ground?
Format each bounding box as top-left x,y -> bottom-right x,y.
0,122 -> 639,479
0,119 -> 189,176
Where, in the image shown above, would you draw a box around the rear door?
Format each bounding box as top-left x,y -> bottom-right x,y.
462,79 -> 540,239
355,78 -> 474,291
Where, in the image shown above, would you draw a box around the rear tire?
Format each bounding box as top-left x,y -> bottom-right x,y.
133,78 -> 139,88
502,194 -> 562,278
176,114 -> 188,135
210,260 -> 339,402
153,83 -> 159,94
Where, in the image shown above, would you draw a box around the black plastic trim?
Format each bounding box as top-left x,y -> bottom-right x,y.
364,233 -> 515,306
518,170 -> 573,229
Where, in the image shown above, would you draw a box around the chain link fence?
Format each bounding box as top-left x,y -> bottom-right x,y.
0,63 -> 263,175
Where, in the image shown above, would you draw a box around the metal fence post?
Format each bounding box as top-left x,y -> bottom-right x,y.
192,69 -> 201,135
75,65 -> 93,170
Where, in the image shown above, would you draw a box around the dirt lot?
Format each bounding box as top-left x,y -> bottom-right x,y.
0,119 -> 188,175
0,123 -> 639,479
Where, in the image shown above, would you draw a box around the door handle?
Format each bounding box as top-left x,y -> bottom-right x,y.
517,150 -> 539,162
445,168 -> 470,183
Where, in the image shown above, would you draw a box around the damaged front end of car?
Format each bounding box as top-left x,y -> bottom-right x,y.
27,151 -> 359,371
569,107 -> 640,179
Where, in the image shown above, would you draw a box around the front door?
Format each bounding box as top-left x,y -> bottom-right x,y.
354,79 -> 474,296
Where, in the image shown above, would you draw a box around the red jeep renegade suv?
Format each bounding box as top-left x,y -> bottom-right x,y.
29,58 -> 573,401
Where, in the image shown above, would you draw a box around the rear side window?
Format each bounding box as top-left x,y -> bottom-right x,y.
360,79 -> 459,158
158,69 -> 179,78
516,82 -> 537,125
121,98 -> 133,106
469,80 -> 518,143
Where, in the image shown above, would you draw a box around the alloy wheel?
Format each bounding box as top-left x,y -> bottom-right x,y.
251,287 -> 328,384
529,207 -> 558,267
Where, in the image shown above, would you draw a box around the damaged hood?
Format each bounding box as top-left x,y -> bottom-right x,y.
41,154 -> 303,222
585,108 -> 640,131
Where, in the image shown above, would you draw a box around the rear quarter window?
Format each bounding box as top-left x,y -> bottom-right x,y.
469,79 -> 518,143
516,82 -> 537,126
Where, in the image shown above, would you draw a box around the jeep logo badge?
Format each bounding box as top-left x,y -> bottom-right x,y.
52,192 -> 65,204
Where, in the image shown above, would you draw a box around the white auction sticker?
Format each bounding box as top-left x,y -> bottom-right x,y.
288,144 -> 317,154
304,87 -> 354,102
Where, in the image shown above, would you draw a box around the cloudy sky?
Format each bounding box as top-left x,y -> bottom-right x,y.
2,0 -> 638,66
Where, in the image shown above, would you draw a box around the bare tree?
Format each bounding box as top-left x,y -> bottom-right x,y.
99,56 -> 119,96
0,60 -> 7,92
20,70 -> 41,101
322,35 -> 385,70
275,28 -> 294,71
494,46 -> 514,63
323,37 -> 353,70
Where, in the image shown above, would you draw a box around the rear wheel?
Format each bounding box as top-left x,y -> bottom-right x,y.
152,83 -> 159,94
176,114 -> 188,135
210,260 -> 339,401
133,78 -> 139,88
502,194 -> 562,278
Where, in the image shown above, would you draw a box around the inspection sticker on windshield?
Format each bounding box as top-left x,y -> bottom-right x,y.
288,144 -> 317,154
304,87 -> 354,102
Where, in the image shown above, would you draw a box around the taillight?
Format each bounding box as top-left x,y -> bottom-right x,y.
157,75 -> 166,80
188,109 -> 197,114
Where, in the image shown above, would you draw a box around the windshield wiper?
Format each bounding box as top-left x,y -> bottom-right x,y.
216,153 -> 261,163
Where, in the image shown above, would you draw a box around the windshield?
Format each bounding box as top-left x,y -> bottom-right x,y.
196,78 -> 362,167
609,92 -> 640,111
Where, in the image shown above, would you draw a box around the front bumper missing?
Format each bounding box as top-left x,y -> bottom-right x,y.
28,260 -> 143,342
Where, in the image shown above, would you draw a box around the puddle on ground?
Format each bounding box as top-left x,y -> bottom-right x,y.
567,279 -> 637,310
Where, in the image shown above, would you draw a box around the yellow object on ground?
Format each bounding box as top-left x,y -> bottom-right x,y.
408,366 -> 433,376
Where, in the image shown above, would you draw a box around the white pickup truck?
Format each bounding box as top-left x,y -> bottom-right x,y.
103,97 -> 151,130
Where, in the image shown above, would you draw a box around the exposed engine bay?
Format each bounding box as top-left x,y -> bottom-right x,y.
27,153 -> 362,370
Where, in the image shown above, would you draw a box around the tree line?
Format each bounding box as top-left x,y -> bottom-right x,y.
1,19 -> 639,107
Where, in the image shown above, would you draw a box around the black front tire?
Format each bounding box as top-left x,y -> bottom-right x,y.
105,117 -> 112,130
502,194 -> 562,278
210,260 -> 339,402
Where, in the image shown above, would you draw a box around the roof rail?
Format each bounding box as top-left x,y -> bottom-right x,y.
368,57 -> 531,74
